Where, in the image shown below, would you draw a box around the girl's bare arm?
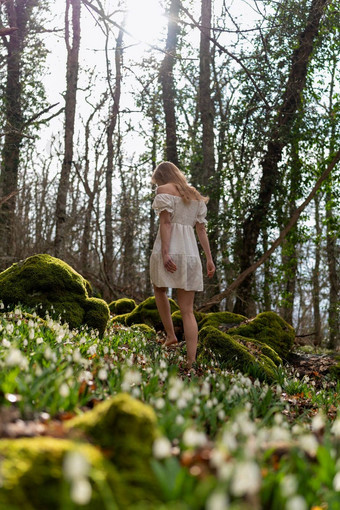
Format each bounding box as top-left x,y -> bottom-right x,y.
195,222 -> 215,278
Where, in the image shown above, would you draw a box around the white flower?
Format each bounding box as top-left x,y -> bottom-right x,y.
121,370 -> 141,392
205,491 -> 229,510
36,337 -> 44,344
285,495 -> 307,510
63,451 -> 90,480
299,434 -> 318,456
2,338 -> 11,348
333,471 -> 340,491
73,348 -> 82,363
311,413 -> 325,433
70,478 -> 92,505
210,448 -> 226,469
152,437 -> 172,459
59,383 -> 70,398
176,415 -> 185,425
98,368 -> 108,381
182,428 -> 207,448
331,418 -> 340,438
154,398 -> 165,410
28,329 -> 35,340
230,461 -> 261,496
280,474 -> 298,497
201,380 -> 210,396
6,348 -> 28,370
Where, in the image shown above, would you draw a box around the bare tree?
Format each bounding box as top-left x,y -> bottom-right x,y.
159,0 -> 180,165
54,0 -> 81,258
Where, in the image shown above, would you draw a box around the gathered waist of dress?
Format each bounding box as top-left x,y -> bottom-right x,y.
170,221 -> 195,227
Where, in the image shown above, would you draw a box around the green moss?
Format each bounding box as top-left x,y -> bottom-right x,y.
228,311 -> 295,359
131,323 -> 156,337
109,298 -> 137,315
0,254 -> 109,336
197,311 -> 247,330
125,296 -> 179,330
110,312 -> 129,325
66,393 -> 159,492
0,437 -> 128,509
198,326 -> 278,381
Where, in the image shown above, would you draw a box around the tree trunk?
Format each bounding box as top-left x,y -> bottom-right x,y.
312,193 -> 322,346
0,0 -> 34,266
198,0 -> 220,301
159,0 -> 180,165
54,0 -> 81,258
103,27 -> 123,297
234,0 -> 330,316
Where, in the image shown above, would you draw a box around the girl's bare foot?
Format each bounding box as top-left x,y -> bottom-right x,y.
163,337 -> 178,347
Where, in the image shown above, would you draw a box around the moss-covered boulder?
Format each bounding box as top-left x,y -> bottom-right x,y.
197,311 -> 247,330
198,326 -> 280,381
66,393 -> 159,492
228,311 -> 295,359
109,298 -> 136,315
125,296 -> 179,330
0,254 -> 109,336
0,437 -> 128,509
131,323 -> 156,337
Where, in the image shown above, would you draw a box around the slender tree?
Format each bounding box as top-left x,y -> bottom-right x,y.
159,0 -> 180,165
54,0 -> 81,258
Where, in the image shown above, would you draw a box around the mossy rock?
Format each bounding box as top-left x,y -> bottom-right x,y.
197,311 -> 247,330
110,312 -> 130,325
0,437 -> 129,509
228,311 -> 295,359
66,393 -> 159,493
131,323 -> 156,337
125,296 -> 179,330
198,326 -> 279,381
0,254 -> 109,336
109,298 -> 137,315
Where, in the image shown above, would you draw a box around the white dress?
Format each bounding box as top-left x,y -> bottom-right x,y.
150,193 -> 207,291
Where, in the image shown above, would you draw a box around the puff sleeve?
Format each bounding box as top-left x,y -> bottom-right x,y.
152,194 -> 174,217
196,200 -> 208,224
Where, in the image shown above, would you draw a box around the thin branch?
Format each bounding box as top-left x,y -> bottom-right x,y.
22,102 -> 60,128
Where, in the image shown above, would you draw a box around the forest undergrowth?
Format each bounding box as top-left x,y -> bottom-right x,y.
1,306 -> 340,509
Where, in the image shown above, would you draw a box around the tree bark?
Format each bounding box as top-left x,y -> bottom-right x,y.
312,193 -> 322,346
233,0 -> 330,316
103,27 -> 123,297
0,0 -> 35,266
159,0 -> 180,165
198,0 -> 220,301
198,149 -> 340,313
54,0 -> 81,258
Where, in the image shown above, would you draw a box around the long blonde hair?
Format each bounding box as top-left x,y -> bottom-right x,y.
152,161 -> 209,204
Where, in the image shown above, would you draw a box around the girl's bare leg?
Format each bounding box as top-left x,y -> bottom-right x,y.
177,289 -> 197,369
153,285 -> 178,345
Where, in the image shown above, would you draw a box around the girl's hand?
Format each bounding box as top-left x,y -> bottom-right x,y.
207,259 -> 215,278
163,254 -> 177,273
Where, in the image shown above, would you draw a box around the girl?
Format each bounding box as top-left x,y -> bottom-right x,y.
150,161 -> 215,370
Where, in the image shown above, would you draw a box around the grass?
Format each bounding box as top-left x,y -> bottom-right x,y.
1,305 -> 340,509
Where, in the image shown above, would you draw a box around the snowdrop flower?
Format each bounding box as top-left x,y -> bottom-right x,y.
218,409 -> 225,420
285,495 -> 307,510
6,348 -> 28,370
230,460 -> 261,496
97,368 -> 108,381
28,329 -> 35,340
210,448 -> 226,469
0,301 -> 5,309
2,338 -> 11,348
87,344 -> 97,356
6,323 -> 14,334
79,370 -> 93,384
333,472 -> 340,491
168,377 -> 184,401
59,383 -> 70,398
153,437 -> 172,459
71,478 -> 92,505
177,398 -> 187,410
176,415 -> 185,425
299,434 -> 318,456
221,431 -> 238,452
121,370 -> 141,392
154,397 -> 165,410
331,418 -> 340,438
36,337 -> 44,344
63,451 -> 90,480
201,380 -> 210,396
280,474 -> 298,497
205,491 -> 229,510
183,428 -> 207,448
311,413 -> 325,433
72,348 -> 82,363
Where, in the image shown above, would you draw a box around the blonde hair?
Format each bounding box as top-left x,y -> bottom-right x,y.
152,161 -> 209,204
